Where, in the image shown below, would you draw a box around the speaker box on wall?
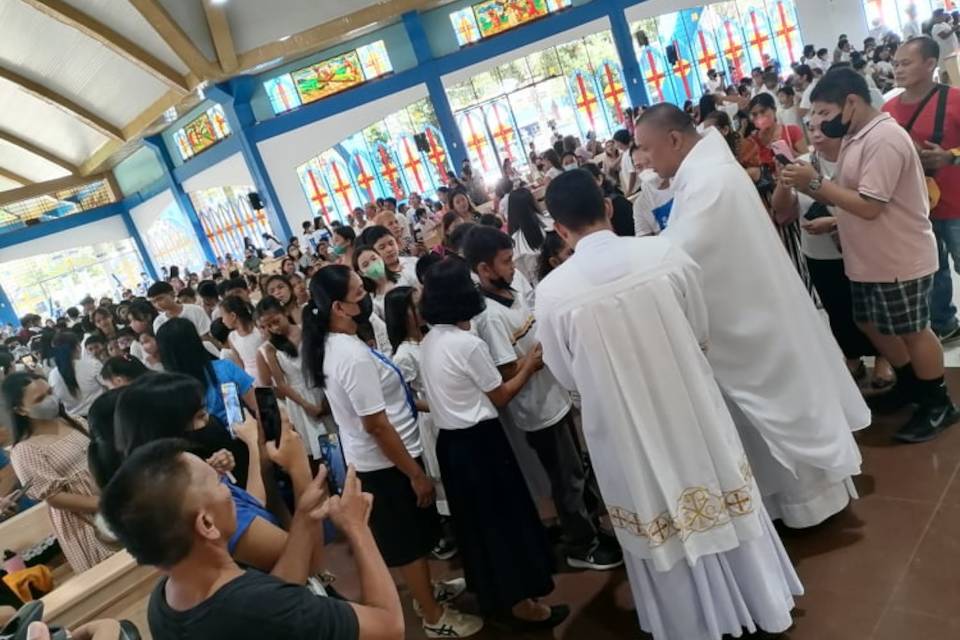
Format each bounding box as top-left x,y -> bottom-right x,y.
248,192 -> 264,210
665,44 -> 678,66
415,133 -> 430,153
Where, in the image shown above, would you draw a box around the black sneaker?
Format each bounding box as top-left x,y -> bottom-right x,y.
496,604 -> 570,632
938,326 -> 960,346
431,536 -> 458,561
867,383 -> 917,414
893,401 -> 960,444
566,539 -> 624,570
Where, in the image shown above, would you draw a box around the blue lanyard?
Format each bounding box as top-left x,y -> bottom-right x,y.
368,348 -> 419,420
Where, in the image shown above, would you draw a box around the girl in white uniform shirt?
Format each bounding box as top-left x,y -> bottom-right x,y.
507,188 -> 552,286
301,265 -> 482,639
48,331 -> 106,418
219,295 -> 268,386
418,258 -> 569,631
353,245 -> 400,321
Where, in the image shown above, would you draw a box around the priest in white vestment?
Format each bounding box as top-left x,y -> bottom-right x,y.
635,104 -> 869,528
538,169 -> 801,640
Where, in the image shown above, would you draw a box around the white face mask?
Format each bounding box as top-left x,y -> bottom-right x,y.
563,163 -> 578,172
27,395 -> 61,421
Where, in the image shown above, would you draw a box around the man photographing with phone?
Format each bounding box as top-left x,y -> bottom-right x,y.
782,66 -> 956,444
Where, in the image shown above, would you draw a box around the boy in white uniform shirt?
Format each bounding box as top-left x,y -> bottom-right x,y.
147,281 -> 213,342
464,226 -> 622,571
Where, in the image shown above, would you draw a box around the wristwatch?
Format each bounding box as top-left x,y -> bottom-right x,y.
808,175 -> 823,192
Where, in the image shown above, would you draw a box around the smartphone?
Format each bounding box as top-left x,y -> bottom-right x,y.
770,139 -> 796,163
804,202 -> 833,221
774,153 -> 793,166
256,387 -> 283,446
220,382 -> 244,435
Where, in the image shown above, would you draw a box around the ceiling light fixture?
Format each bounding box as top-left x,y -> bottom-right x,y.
278,35 -> 291,42
210,0 -> 229,5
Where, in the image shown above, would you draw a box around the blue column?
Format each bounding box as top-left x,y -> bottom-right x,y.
143,135 -> 217,264
209,82 -> 295,242
402,11 -> 469,171
0,281 -> 18,328
120,208 -> 159,280
607,1 -> 649,108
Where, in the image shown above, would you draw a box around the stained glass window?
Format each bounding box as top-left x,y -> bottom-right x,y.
172,104 -> 232,162
263,40 -> 394,115
450,0 -> 571,47
450,8 -> 482,46
189,185 -> 275,261
295,99 -> 452,224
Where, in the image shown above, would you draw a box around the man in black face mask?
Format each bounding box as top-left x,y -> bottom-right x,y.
782,67 -> 953,444
463,226 -> 622,572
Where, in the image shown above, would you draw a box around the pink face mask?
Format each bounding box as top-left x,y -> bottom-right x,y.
753,113 -> 776,131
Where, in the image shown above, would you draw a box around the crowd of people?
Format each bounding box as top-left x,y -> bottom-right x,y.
0,23 -> 958,640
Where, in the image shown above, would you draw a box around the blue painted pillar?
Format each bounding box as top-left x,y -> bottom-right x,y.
402,11 -> 469,171
607,1 -> 650,108
120,207 -> 159,280
143,135 -> 218,264
0,281 -> 18,328
209,82 -> 295,242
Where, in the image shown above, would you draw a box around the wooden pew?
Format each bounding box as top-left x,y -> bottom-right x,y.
41,550 -> 158,638
0,503 -> 53,556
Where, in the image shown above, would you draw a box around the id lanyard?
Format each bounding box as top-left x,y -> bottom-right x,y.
368,348 -> 419,420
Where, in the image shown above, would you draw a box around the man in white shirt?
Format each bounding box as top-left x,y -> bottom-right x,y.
464,226 -> 623,572
634,104 -> 868,529
147,281 -> 214,343
932,9 -> 959,81
612,129 -> 636,195
629,146 -> 672,236
794,64 -> 818,122
902,5 -> 921,40
538,169 -> 802,639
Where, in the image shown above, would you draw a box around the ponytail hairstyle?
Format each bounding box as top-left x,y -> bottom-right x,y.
255,296 -> 298,359
52,331 -> 81,396
384,286 -> 415,354
219,295 -> 255,330
537,230 -> 568,282
302,265 -> 353,388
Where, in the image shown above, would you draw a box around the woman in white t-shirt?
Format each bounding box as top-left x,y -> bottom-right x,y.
353,245 -> 400,321
418,258 -> 568,630
301,265 -> 481,638
48,332 -> 106,418
540,149 -> 564,185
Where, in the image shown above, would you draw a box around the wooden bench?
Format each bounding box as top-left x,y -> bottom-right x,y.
41,551 -> 157,638
0,503 -> 53,556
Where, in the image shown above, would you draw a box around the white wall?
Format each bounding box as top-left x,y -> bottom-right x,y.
0,216 -> 130,263
256,84 -> 429,229
795,0 -> 868,52
441,17 -> 612,86
181,152 -> 255,193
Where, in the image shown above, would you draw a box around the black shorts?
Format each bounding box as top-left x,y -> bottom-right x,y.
850,275 -> 933,336
357,458 -> 440,567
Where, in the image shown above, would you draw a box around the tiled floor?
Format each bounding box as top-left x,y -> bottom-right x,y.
323,373 -> 960,639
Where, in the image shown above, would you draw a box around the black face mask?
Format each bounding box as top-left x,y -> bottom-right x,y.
820,111 -> 850,139
350,294 -> 373,324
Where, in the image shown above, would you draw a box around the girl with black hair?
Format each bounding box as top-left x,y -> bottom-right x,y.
507,187 -> 549,285
220,295 -> 267,386
256,296 -> 331,463
418,258 -> 568,630
2,372 -> 113,572
263,274 -> 303,326
536,230 -> 573,281
155,317 -> 256,428
91,306 -> 123,341
48,331 -> 106,418
449,188 -> 480,223
100,354 -> 149,388
353,245 -> 400,318
581,162 -> 636,237
301,265 -> 480,637
280,256 -> 298,277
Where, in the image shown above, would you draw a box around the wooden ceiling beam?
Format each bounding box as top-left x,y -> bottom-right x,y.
0,65 -> 124,141
129,0 -> 220,80
202,0 -> 237,74
19,0 -> 189,93
0,167 -> 32,187
0,173 -> 110,207
0,129 -> 78,174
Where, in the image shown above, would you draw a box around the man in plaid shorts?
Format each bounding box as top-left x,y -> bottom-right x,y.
783,67 -> 957,443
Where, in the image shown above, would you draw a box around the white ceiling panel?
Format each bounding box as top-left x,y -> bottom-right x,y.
0,139 -> 71,183
225,0 -> 388,53
61,0 -> 191,75
0,1 -> 170,125
159,0 -> 216,60
0,80 -> 110,163
0,176 -> 23,192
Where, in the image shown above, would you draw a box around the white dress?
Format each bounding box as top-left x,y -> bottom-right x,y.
273,347 -> 330,459
229,329 -> 266,386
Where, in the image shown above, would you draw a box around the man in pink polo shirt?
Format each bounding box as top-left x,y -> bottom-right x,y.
783,67 -> 956,444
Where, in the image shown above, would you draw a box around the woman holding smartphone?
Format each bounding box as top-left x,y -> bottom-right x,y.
302,265 -> 482,638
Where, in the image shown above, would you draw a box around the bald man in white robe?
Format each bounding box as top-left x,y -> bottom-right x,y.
635,104 -> 868,528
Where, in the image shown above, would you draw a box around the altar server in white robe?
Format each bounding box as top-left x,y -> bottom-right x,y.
538,169 -> 801,640
634,104 -> 868,528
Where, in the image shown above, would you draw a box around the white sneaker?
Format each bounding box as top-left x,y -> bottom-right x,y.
422,605 -> 484,638
414,578 -> 467,617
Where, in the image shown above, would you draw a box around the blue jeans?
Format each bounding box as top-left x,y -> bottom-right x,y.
930,219 -> 960,335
